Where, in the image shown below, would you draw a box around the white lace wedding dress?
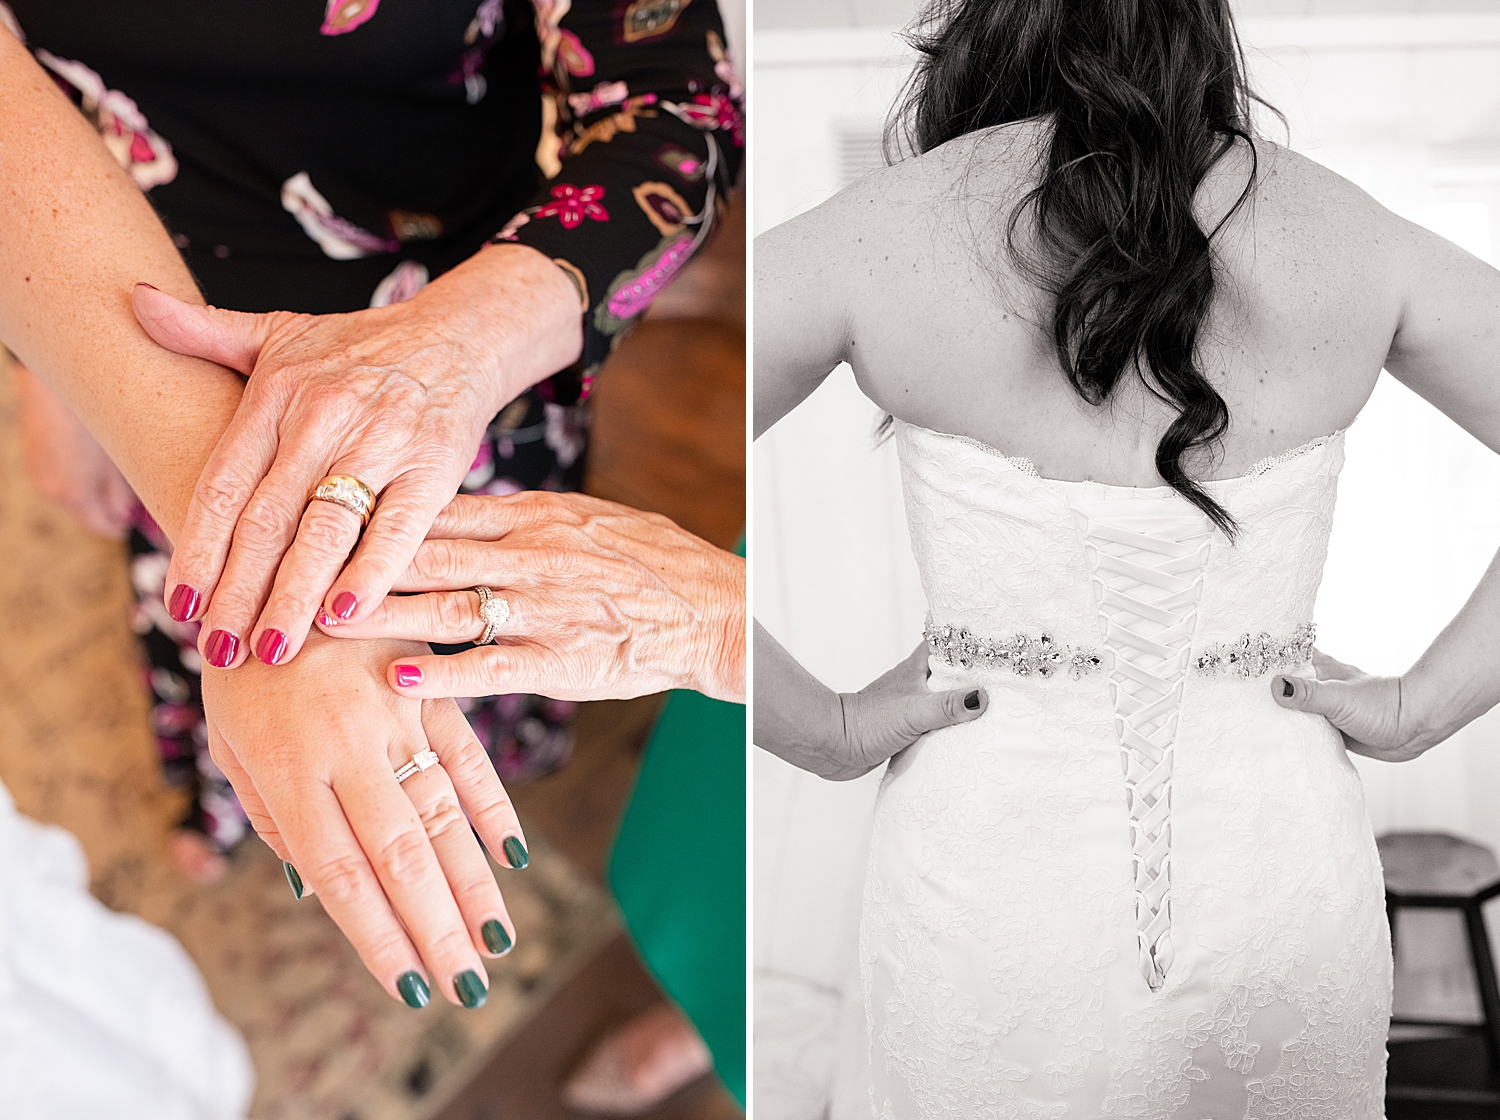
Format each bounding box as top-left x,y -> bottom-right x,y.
858,419 -> 1390,1117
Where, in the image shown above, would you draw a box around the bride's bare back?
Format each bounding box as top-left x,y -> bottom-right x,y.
755,120 -> 1500,485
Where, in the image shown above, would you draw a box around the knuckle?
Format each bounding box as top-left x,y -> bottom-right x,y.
375,827 -> 434,888
196,472 -> 255,524
425,926 -> 477,963
416,792 -> 468,840
413,541 -> 461,587
236,493 -> 299,548
311,851 -> 369,907
435,592 -> 476,636
298,504 -> 360,555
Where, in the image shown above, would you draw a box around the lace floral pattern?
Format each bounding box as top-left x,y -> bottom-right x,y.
852,421 -> 1388,1117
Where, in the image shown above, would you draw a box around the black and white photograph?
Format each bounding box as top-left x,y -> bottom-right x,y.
753,0 -> 1500,1114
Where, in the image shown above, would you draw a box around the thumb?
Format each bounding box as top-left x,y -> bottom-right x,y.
1272,673 -> 1370,727
132,283 -> 274,374
902,684 -> 988,738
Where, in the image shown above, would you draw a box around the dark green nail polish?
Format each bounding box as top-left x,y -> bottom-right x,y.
482,920 -> 513,955
283,861 -> 304,899
397,971 -> 430,1009
502,836 -> 529,870
454,969 -> 488,1009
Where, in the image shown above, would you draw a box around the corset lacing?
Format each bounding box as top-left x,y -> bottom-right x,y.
1068,491 -> 1214,991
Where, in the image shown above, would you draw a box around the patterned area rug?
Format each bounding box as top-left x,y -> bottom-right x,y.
0,355 -> 618,1119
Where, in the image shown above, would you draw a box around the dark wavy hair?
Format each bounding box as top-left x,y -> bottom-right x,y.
887,0 -> 1277,534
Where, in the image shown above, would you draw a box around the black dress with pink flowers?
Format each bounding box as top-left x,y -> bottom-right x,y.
2,0 -> 742,851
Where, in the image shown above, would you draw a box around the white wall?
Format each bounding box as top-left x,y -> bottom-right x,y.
755,10 -> 1500,1107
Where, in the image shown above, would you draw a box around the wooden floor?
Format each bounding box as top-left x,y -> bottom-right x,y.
0,195 -> 744,1119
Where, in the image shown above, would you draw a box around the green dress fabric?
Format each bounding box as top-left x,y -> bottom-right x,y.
607,545 -> 746,1106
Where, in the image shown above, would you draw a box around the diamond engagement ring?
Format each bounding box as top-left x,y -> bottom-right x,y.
394,748 -> 441,783
474,585 -> 510,644
310,474 -> 376,528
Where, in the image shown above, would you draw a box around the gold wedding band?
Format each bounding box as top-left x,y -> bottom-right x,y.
310,474 -> 376,528
474,585 -> 510,645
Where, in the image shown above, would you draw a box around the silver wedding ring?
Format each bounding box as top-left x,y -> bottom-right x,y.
474,585 -> 510,645
394,748 -> 441,784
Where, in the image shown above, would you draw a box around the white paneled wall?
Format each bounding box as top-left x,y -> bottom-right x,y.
754,11 -> 1500,1113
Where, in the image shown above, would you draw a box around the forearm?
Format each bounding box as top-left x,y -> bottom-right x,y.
0,32 -> 239,541
1401,543 -> 1500,750
751,620 -> 844,765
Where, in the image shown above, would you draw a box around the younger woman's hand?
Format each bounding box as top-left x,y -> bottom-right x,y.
752,623 -> 989,782
320,492 -> 746,704
1271,648 -> 1425,761
202,631 -> 529,1009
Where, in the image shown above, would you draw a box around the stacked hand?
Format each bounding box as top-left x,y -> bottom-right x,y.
202,631 -> 527,1009
323,491 -> 748,705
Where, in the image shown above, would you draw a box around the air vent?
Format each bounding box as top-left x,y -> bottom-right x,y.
837,123 -> 887,186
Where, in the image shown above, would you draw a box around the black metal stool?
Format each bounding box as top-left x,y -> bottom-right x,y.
1381,831 -> 1500,1105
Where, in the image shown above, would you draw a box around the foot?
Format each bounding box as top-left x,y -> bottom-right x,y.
560,1001 -> 713,1115
168,828 -> 227,885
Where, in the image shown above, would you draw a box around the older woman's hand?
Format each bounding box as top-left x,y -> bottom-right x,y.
1271,648 -> 1429,761
203,631 -> 528,1009
319,492 -> 746,704
131,244 -> 582,671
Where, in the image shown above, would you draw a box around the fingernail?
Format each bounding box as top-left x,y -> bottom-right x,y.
502,835 -> 529,870
333,591 -> 358,621
283,861 -> 304,899
205,629 -> 240,668
135,281 -> 159,291
256,629 -> 288,666
167,584 -> 200,622
394,664 -> 423,688
482,920 -> 513,955
1281,678 -> 1295,699
316,610 -> 335,628
397,971 -> 430,1009
454,970 -> 488,1009
964,690 -> 981,711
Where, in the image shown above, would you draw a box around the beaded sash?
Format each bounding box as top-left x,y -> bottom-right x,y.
924,619 -> 1315,680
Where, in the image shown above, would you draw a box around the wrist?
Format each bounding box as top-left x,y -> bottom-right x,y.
690,551 -> 746,703
414,243 -> 584,413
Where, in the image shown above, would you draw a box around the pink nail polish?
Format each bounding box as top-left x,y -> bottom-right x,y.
333,591 -> 358,621
167,584 -> 200,622
256,629 -> 288,666
316,610 -> 335,628
205,629 -> 240,668
394,664 -> 422,688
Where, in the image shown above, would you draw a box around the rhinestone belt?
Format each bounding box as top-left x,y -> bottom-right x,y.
923,619 -> 1315,680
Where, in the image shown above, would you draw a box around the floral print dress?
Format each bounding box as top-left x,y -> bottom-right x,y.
2,0 -> 742,850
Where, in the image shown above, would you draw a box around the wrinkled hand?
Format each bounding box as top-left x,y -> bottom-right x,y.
133,245 -> 580,671
14,360 -> 135,538
323,492 -> 746,704
203,631 -> 528,1008
1271,648 -> 1424,761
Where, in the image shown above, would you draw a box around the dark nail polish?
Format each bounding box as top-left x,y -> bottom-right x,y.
333,591 -> 358,621
205,629 -> 240,668
1282,678 -> 1295,699
168,584 -> 200,622
964,690 -> 981,711
502,836 -> 529,870
482,920 -> 513,955
454,970 -> 488,1009
394,664 -> 423,688
397,971 -> 430,1009
256,629 -> 288,666
316,610 -> 334,628
135,281 -> 159,291
283,861 -> 304,899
